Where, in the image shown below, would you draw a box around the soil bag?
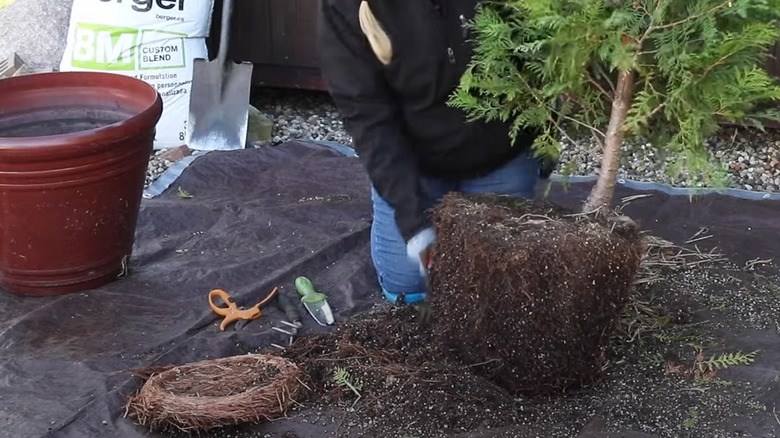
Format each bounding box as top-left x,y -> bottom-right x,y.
58,0 -> 216,149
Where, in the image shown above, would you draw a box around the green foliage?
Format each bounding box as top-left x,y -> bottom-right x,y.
176,187 -> 193,199
449,0 -> 780,189
746,401 -> 767,410
697,350 -> 758,373
617,296 -> 672,345
638,352 -> 666,368
654,331 -> 703,343
682,409 -> 699,429
333,366 -> 364,399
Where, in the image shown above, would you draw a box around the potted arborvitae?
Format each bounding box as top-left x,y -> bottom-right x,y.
428,0 -> 780,395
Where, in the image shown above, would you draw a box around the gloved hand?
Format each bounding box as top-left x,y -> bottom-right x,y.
406,227 -> 436,277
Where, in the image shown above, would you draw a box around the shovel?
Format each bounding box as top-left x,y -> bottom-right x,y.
186,0 -> 253,151
0,53 -> 26,79
295,276 -> 335,326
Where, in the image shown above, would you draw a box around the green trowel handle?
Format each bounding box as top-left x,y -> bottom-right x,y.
295,276 -> 327,303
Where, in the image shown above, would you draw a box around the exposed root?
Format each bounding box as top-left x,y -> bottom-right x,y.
636,229 -> 728,285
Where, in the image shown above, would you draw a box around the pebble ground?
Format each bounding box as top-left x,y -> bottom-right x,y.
145,88 -> 780,193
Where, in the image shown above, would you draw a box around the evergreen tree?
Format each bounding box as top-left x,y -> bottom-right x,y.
449,0 -> 780,214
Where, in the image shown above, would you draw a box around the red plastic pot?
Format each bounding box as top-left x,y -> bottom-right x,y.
0,72 -> 163,297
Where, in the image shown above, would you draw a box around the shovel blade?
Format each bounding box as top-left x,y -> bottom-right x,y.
302,300 -> 335,326
186,58 -> 253,151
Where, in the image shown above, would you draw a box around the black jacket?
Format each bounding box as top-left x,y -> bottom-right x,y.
317,0 -> 538,242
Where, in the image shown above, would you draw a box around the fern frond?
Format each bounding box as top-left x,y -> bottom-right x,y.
698,350 -> 758,373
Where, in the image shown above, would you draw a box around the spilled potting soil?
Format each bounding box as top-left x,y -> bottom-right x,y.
239,232 -> 780,438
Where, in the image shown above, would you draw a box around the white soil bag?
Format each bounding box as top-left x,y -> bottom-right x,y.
59,0 -> 216,149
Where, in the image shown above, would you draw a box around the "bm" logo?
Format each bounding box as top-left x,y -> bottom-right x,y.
71,24 -> 138,70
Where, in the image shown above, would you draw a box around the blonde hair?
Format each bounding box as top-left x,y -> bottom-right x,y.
358,1 -> 392,65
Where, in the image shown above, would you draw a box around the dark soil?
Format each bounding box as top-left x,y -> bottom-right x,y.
280,305 -> 522,435
192,195 -> 780,438
189,255 -> 780,438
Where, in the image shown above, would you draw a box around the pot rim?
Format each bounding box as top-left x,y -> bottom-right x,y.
0,71 -> 164,153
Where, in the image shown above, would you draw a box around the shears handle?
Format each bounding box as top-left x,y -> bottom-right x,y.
208,289 -> 240,315
208,287 -> 280,331
208,289 -> 262,331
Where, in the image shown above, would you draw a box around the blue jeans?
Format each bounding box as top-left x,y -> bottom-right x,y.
370,151 -> 541,303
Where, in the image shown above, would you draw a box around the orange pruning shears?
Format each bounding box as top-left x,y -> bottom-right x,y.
208,287 -> 279,331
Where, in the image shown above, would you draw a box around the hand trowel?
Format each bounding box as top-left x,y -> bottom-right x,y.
295,276 -> 334,326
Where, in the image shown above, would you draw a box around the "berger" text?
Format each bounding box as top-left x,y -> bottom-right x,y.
98,0 -> 185,13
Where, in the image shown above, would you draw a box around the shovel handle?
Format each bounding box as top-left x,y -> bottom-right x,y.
216,0 -> 235,65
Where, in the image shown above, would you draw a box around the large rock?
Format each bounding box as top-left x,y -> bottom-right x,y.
429,192 -> 646,396
0,0 -> 74,72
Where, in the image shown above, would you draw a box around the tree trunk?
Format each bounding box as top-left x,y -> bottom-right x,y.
582,69 -> 636,214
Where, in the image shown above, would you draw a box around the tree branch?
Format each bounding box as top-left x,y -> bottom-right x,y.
590,130 -> 605,150
554,123 -> 580,147
646,102 -> 667,121
514,71 -> 607,141
699,50 -> 741,83
556,113 -> 607,140
634,0 -> 666,52
585,70 -> 613,99
649,0 -> 733,32
593,63 -> 617,94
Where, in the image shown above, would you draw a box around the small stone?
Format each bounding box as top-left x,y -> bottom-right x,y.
247,105 -> 274,144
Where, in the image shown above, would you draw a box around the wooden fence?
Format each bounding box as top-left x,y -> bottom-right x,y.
764,43 -> 780,129
768,43 -> 780,80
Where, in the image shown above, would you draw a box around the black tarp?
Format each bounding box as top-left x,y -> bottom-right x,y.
1,140 -> 779,438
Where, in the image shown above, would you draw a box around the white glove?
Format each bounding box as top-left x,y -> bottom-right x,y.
406,227 -> 436,277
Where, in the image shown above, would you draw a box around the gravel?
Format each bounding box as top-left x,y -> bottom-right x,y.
145,150 -> 175,189
253,89 -> 352,147
559,127 -> 780,192
145,88 -> 780,193
144,89 -> 351,188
